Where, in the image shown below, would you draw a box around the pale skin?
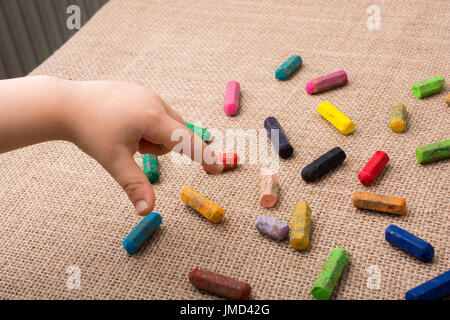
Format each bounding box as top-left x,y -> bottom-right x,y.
0,75 -> 223,216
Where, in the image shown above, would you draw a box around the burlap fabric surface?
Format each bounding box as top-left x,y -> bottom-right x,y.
0,0 -> 448,300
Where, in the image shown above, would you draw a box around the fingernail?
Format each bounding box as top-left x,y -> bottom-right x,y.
213,161 -> 224,174
215,154 -> 224,173
135,200 -> 148,216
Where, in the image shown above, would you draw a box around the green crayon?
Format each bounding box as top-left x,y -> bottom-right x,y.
415,139 -> 450,164
411,76 -> 445,99
311,248 -> 350,300
185,122 -> 212,143
142,154 -> 159,184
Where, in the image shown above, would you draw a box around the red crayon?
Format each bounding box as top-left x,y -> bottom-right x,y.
204,153 -> 239,173
358,151 -> 389,186
221,153 -> 239,171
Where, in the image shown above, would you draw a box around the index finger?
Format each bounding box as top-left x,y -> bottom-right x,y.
160,117 -> 223,174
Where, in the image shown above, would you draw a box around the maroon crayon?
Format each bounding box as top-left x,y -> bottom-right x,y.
189,268 -> 251,300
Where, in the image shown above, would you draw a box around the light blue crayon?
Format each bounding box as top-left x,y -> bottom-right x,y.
123,212 -> 162,255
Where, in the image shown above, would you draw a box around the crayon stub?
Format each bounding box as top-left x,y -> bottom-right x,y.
142,154 -> 159,184
415,139 -> 450,164
123,212 -> 162,255
352,192 -> 406,215
385,225 -> 434,263
255,215 -> 289,240
411,76 -> 445,99
204,153 -> 239,173
317,101 -> 355,135
305,70 -> 348,94
185,121 -> 212,143
275,54 -> 302,80
189,268 -> 251,300
406,270 -> 450,300
221,153 -> 239,171
223,81 -> 240,116
264,116 -> 294,159
358,151 -> 389,186
259,170 -> 279,207
290,203 -> 311,251
390,102 -> 407,133
301,147 -> 346,182
181,187 -> 225,223
311,248 -> 350,300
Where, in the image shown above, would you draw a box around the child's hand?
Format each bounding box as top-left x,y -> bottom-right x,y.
0,76 -> 223,216
68,80 -> 223,216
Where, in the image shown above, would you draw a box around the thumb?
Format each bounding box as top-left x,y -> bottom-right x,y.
106,152 -> 155,216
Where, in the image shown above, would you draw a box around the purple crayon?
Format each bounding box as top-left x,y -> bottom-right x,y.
305,70 -> 348,95
255,215 -> 289,240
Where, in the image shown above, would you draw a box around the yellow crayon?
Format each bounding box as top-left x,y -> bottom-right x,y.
181,187 -> 225,223
290,203 -> 311,250
317,101 -> 355,135
390,102 -> 407,133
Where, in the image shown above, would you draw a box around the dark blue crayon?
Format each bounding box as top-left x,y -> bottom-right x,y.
406,270 -> 450,300
301,147 -> 346,182
264,116 -> 294,159
123,212 -> 162,255
385,225 -> 434,263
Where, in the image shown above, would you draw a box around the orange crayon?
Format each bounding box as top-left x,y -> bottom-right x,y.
352,192 -> 406,216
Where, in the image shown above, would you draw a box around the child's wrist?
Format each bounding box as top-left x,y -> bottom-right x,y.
55,78 -> 85,144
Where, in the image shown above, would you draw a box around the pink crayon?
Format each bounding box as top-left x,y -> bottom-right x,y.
305,70 -> 348,95
223,80 -> 240,116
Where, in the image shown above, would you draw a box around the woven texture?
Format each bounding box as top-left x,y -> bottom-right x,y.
0,0 -> 449,300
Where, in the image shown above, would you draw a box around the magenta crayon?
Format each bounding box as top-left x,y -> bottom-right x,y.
223,80 -> 240,116
305,70 -> 348,95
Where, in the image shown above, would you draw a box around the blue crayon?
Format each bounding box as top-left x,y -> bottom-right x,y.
385,225 -> 434,262
275,54 -> 302,80
264,116 -> 294,159
406,270 -> 450,300
123,212 -> 162,255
